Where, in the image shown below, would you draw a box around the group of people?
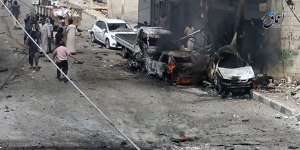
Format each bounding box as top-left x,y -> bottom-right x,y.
24,13 -> 77,82
2,0 -> 20,28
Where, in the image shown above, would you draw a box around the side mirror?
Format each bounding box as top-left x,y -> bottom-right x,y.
104,29 -> 108,33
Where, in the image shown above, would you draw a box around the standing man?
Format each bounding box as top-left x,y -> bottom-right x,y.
1,0 -> 7,8
40,19 -> 50,52
27,24 -> 41,71
66,19 -> 77,54
46,18 -> 54,53
53,41 -> 73,82
7,0 -> 12,9
10,0 -> 20,28
55,27 -> 64,48
24,13 -> 33,44
184,24 -> 195,51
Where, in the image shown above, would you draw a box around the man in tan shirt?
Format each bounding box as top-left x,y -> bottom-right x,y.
184,24 -> 195,51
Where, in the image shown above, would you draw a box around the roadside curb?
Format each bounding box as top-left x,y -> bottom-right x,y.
253,91 -> 300,120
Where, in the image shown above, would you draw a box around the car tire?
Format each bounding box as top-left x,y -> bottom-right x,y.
121,47 -> 128,58
163,72 -> 170,83
90,33 -> 96,43
105,39 -> 110,49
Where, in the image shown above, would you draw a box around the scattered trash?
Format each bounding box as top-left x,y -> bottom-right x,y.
242,119 -> 250,122
73,60 -> 84,64
253,127 -> 266,133
4,105 -> 9,112
275,115 -> 282,119
288,145 -> 299,149
170,134 -> 198,143
120,141 -> 127,146
0,68 -> 8,73
181,88 -> 208,96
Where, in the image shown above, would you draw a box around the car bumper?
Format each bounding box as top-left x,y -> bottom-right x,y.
110,40 -> 122,48
220,81 -> 252,89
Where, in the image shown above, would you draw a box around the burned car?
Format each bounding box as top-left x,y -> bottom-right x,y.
146,51 -> 193,85
208,50 -> 255,97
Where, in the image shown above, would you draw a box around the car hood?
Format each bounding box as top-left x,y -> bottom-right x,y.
217,66 -> 255,80
111,31 -> 136,35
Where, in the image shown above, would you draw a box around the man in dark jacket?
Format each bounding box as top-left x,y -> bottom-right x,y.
24,13 -> 33,44
11,0 -> 20,28
1,0 -> 7,8
27,24 -> 41,71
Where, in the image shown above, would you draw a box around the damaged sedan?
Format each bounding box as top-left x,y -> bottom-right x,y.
209,51 -> 255,98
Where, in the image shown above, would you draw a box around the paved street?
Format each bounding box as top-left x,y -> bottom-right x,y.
0,1 -> 300,150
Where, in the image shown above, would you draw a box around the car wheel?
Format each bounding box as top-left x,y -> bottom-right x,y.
90,33 -> 96,43
163,71 -> 171,82
121,47 -> 128,58
214,77 -> 222,94
105,39 -> 110,49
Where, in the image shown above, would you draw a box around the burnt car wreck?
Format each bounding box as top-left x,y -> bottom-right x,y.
209,50 -> 255,98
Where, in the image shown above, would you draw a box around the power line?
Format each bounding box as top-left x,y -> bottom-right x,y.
0,1 -> 141,150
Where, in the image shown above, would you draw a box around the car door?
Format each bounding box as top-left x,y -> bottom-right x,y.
100,22 -> 108,42
94,21 -> 103,42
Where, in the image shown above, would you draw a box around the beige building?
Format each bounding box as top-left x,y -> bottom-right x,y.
280,0 -> 300,79
108,0 -> 139,24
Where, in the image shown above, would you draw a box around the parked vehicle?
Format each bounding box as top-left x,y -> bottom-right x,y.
50,0 -> 59,6
115,27 -> 172,58
89,19 -> 135,49
145,51 -> 193,84
208,50 -> 255,98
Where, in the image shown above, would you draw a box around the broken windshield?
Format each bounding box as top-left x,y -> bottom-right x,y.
108,23 -> 132,32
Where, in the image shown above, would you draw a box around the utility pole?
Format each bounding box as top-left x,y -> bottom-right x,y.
107,0 -> 113,18
121,0 -> 125,19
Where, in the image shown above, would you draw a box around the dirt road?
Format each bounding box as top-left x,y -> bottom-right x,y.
0,2 -> 300,150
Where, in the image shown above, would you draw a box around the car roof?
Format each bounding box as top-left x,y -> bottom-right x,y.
98,18 -> 127,24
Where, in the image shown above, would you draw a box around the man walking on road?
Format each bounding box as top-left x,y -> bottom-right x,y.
27,24 -> 41,71
24,13 -> 34,44
66,19 -> 77,54
46,18 -> 54,53
53,41 -> 73,82
1,0 -> 7,8
40,19 -> 50,53
10,0 -> 20,28
184,24 -> 195,51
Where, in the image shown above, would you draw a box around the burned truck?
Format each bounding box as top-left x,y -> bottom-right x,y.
115,27 -> 172,70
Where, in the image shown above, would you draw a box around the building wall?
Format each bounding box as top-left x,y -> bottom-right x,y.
280,0 -> 300,79
109,0 -> 139,24
138,0 -> 151,25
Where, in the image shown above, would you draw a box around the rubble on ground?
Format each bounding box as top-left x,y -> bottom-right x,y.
254,74 -> 300,103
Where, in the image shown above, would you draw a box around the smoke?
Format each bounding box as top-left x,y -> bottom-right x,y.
153,0 -> 281,74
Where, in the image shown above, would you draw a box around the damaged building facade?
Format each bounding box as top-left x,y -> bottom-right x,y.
138,0 -> 300,79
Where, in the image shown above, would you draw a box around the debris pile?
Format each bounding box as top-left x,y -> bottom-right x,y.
254,74 -> 300,102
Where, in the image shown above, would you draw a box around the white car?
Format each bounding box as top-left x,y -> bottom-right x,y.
51,0 -> 59,6
89,18 -> 135,49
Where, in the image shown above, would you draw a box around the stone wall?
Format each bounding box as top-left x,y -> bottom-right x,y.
280,0 -> 300,79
